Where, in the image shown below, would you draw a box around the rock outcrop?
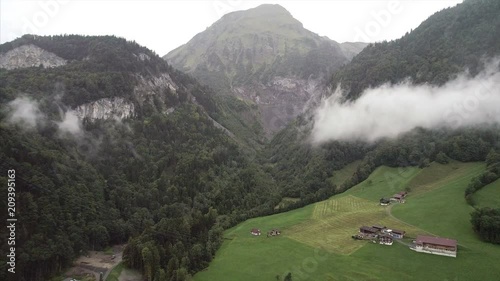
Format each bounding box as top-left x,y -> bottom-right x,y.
234,76 -> 322,135
0,44 -> 66,70
74,97 -> 135,121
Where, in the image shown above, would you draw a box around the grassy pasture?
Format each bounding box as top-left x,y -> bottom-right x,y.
472,178 -> 500,208
345,166 -> 421,201
194,162 -> 500,281
288,194 -> 425,254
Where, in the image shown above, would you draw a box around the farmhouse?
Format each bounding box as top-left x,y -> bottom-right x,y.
250,228 -> 261,236
398,191 -> 408,198
359,226 -> 378,235
391,229 -> 405,239
410,235 -> 457,257
380,228 -> 405,239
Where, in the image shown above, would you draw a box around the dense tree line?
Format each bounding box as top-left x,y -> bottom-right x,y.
471,208 -> 500,244
0,35 -> 167,74
343,128 -> 500,190
266,122 -> 500,209
465,150 -> 500,205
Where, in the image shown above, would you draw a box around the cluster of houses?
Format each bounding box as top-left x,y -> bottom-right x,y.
380,191 -> 408,205
353,225 -> 406,246
353,224 -> 459,257
250,228 -> 281,237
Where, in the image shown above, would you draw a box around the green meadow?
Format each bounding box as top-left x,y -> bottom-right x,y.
472,178 -> 500,208
194,162 -> 500,281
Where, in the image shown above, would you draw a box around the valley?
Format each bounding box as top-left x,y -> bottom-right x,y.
194,162 -> 500,281
1,1 -> 500,281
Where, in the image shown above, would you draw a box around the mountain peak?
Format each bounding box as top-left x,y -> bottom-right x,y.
222,4 -> 291,18
215,3 -> 301,31
243,4 -> 291,16
164,4 -> 367,135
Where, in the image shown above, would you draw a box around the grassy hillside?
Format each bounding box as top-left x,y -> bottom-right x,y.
194,162 -> 500,281
345,166 -> 421,201
471,178 -> 500,208
392,162 -> 485,240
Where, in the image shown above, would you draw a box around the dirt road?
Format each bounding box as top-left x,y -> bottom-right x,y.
64,245 -> 125,281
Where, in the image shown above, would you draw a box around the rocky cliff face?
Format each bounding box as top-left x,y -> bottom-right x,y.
0,44 -> 66,69
234,76 -> 322,135
133,73 -> 178,108
74,97 -> 135,120
164,4 -> 367,135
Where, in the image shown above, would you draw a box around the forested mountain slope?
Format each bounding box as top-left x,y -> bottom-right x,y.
330,0 -> 500,100
0,35 -> 278,281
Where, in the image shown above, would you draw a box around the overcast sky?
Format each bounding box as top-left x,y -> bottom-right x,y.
1,0 -> 463,56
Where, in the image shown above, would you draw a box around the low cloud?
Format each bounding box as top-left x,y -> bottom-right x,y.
6,96 -> 45,128
56,110 -> 83,136
4,96 -> 84,137
312,60 -> 500,143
